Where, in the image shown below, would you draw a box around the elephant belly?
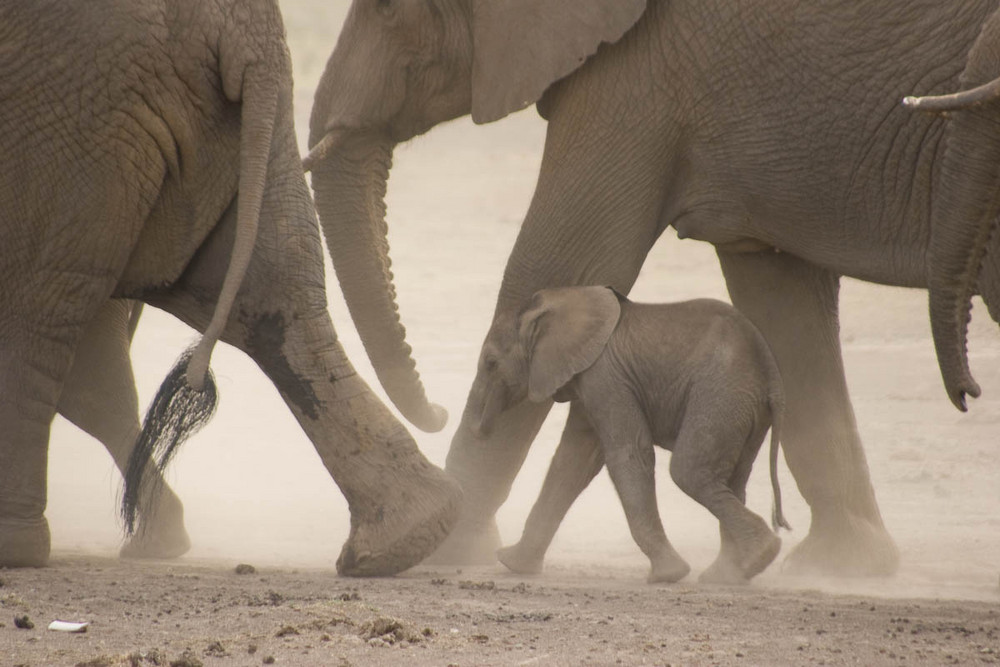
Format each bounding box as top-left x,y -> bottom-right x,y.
672,209 -> 775,254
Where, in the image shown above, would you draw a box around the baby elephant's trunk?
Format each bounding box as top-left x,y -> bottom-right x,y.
768,395 -> 792,532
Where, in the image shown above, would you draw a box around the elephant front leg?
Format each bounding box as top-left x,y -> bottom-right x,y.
717,249 -> 898,576
498,402 -> 605,575
57,300 -> 189,560
595,418 -> 689,584
426,398 -> 554,565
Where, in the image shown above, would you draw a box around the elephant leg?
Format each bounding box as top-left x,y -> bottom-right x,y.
0,289 -> 112,566
425,398 -> 553,565
497,402 -> 605,575
143,126 -> 460,576
151,256 -> 461,575
600,425 -> 689,584
670,415 -> 779,584
717,248 -> 898,576
56,300 -> 189,559
0,337 -> 57,567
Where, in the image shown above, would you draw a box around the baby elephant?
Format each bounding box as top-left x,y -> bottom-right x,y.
468,286 -> 790,584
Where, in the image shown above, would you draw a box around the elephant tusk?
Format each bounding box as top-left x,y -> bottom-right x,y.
903,75 -> 1000,112
302,129 -> 346,172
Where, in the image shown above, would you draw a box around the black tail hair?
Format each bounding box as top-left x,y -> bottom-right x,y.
121,346 -> 218,536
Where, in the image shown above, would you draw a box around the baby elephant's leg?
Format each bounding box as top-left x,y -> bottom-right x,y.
670,416 -> 779,584
498,403 -> 604,574
599,423 -> 690,584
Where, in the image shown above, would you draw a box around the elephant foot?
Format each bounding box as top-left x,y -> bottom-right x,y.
699,553 -> 747,585
740,532 -> 782,580
647,549 -> 691,584
497,542 -> 544,575
783,510 -> 899,577
0,517 -> 51,568
701,518 -> 781,584
337,469 -> 463,577
421,513 -> 502,566
119,495 -> 191,560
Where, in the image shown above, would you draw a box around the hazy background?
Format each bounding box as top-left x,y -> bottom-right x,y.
46,1 -> 999,602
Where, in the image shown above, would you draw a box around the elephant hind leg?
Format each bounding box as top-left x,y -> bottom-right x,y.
142,154 -> 461,575
0,312 -> 84,566
669,416 -> 779,583
717,249 -> 899,577
57,300 -> 190,560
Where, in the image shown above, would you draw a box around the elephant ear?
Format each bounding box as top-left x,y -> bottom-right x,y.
470,0 -> 648,124
519,286 -> 622,402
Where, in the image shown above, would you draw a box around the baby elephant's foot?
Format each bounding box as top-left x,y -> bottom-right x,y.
497,542 -> 544,575
739,531 -> 782,580
647,550 -> 691,584
699,553 -> 748,585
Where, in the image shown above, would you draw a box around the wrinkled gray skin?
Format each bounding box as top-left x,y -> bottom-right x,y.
469,287 -> 788,584
307,0 -> 1000,576
0,0 -> 460,575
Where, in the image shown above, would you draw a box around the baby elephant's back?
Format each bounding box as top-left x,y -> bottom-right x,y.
626,298 -> 780,397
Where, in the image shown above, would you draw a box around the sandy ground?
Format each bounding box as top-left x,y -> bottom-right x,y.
3,1 -> 1000,664
1,556 -> 998,666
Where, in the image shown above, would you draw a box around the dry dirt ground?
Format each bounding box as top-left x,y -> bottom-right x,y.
5,2 -> 1000,665
2,556 -> 998,667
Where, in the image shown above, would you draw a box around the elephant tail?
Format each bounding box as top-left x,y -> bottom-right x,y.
767,389 -> 792,533
122,50 -> 281,535
122,346 -> 218,536
185,58 -> 279,391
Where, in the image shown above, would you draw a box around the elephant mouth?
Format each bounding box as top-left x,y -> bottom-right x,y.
470,382 -> 509,439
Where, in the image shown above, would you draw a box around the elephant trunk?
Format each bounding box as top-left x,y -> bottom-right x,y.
908,53 -> 1000,410
927,149 -> 992,413
309,131 -> 447,433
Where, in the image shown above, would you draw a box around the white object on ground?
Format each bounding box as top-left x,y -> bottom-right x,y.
47,620 -> 89,633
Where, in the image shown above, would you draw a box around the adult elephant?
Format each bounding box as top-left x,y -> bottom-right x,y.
306,0 -> 1000,576
0,0 -> 459,575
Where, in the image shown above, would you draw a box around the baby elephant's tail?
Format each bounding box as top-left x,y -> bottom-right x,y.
768,393 -> 792,532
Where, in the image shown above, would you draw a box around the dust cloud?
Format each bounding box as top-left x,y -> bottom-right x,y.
45,0 -> 998,604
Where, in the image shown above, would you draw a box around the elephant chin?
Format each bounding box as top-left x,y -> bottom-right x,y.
309,131 -> 447,434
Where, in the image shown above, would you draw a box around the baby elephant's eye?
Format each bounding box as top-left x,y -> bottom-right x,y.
483,357 -> 498,373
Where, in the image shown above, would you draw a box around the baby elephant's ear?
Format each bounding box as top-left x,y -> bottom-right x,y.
519,286 -> 622,402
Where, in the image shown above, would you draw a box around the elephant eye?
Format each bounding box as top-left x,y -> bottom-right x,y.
376,0 -> 393,12
483,357 -> 498,373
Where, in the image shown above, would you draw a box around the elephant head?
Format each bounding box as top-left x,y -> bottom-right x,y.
304,0 -> 647,434
467,286 -> 621,437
